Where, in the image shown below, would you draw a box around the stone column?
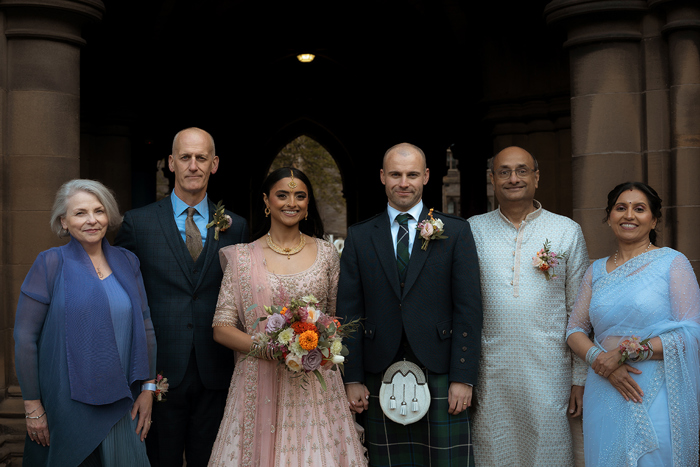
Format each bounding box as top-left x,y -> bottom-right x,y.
650,0 -> 700,273
545,0 -> 650,259
0,1 -> 104,463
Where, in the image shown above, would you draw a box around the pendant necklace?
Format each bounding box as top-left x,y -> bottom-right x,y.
267,232 -> 306,260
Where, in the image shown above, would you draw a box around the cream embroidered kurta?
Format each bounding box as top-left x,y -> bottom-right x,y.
468,202 -> 589,466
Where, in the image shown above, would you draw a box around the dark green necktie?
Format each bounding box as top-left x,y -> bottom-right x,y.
396,213 -> 411,284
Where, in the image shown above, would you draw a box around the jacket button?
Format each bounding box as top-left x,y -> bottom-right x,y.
369,330 -> 373,334
400,282 -> 405,288
187,323 -> 193,329
462,332 -> 467,337
462,346 -> 467,351
442,330 -> 446,335
193,294 -> 199,301
460,358 -> 465,363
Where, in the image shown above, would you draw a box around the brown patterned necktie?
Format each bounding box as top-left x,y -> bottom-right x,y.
185,207 -> 203,261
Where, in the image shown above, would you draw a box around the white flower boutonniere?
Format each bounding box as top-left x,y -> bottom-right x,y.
415,208 -> 448,251
532,239 -> 567,280
206,200 -> 232,241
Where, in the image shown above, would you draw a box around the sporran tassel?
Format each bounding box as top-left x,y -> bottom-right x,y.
400,384 -> 407,415
390,384 -> 396,409
412,385 -> 419,412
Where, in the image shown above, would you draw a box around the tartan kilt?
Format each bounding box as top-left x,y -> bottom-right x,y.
361,370 -> 474,467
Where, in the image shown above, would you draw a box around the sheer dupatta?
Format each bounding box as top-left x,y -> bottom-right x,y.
567,248 -> 700,465
219,243 -> 279,466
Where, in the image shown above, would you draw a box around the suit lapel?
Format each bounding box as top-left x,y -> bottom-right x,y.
402,206 -> 430,297
371,211 -> 402,299
156,197 -> 196,287
194,200 -> 221,290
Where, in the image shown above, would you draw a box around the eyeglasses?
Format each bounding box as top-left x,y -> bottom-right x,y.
494,167 -> 536,180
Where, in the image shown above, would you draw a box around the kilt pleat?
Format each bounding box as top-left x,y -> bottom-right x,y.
362,370 -> 474,467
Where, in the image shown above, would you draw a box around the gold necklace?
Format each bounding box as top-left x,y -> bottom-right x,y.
266,232 -> 305,260
614,242 -> 652,267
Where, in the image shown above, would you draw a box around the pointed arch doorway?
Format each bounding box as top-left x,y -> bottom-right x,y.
269,135 -> 347,244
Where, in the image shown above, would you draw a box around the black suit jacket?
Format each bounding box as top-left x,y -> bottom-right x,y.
337,207 -> 482,385
114,197 -> 248,389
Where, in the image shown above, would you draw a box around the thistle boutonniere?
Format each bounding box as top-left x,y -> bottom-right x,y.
206,200 -> 232,241
532,239 -> 567,280
415,208 -> 448,251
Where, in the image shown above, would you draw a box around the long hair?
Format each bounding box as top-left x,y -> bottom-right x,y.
253,167 -> 325,240
603,181 -> 662,245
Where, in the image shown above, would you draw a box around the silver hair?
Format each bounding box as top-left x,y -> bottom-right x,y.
172,127 -> 216,156
487,151 -> 539,173
50,179 -> 122,237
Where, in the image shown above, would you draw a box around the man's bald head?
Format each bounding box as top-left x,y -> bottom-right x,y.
488,146 -> 538,173
172,127 -> 216,156
383,143 -> 427,171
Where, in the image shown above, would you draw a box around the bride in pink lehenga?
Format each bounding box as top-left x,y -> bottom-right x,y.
208,167 -> 366,467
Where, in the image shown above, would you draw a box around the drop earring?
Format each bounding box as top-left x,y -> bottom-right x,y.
305,212 -> 308,221
265,207 -> 270,217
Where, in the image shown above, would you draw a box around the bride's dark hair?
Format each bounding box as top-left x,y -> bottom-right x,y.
253,167 -> 325,240
604,181 -> 662,245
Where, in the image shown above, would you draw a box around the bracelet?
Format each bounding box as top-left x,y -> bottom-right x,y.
249,342 -> 275,361
26,412 -> 46,419
585,347 -> 602,366
141,383 -> 157,392
25,407 -> 39,416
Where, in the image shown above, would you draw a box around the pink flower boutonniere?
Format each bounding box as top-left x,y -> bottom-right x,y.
206,200 -> 232,241
154,372 -> 169,401
415,208 -> 448,251
532,239 -> 567,280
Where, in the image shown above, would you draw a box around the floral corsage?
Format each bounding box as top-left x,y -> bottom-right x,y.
532,239 -> 566,280
415,208 -> 448,250
618,335 -> 653,364
153,372 -> 169,401
206,200 -> 232,240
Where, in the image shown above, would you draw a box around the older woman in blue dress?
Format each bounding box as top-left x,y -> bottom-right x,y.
14,180 -> 157,466
566,182 -> 700,466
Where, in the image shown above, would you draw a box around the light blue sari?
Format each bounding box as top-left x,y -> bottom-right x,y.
567,248 -> 700,466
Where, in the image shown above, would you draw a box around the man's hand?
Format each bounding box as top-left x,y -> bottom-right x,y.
447,382 -> 472,415
568,385 -> 584,417
345,383 -> 370,414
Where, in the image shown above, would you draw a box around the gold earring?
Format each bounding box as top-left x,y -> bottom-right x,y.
305,212 -> 308,221
265,207 -> 270,217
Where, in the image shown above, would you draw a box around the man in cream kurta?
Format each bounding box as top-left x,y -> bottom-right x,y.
468,146 -> 589,466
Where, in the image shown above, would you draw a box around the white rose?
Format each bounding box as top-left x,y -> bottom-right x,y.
434,219 -> 444,230
285,354 -> 303,372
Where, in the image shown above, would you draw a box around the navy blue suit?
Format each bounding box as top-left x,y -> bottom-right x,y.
115,196 -> 248,466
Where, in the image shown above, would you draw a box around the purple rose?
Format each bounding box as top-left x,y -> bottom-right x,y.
302,349 -> 322,371
266,313 -> 287,333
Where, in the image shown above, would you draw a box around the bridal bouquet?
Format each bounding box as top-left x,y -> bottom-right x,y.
247,295 -> 359,390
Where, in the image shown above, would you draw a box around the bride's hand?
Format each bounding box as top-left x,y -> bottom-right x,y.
591,349 -> 622,378
607,364 -> 644,402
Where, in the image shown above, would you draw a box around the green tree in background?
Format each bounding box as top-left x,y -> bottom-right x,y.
271,135 -> 344,213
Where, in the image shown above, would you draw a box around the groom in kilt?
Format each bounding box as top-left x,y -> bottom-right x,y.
337,143 -> 483,466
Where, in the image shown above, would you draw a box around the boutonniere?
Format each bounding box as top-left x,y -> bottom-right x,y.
206,200 -> 232,241
415,208 -> 448,251
532,239 -> 567,280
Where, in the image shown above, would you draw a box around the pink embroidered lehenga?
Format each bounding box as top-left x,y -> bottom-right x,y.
208,239 -> 366,467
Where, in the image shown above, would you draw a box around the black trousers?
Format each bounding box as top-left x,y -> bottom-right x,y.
146,349 -> 228,467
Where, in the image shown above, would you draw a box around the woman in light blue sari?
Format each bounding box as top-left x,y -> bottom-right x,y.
567,182 -> 700,467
